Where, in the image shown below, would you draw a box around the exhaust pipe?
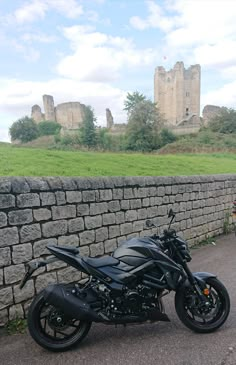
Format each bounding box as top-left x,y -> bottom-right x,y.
43,284 -> 102,322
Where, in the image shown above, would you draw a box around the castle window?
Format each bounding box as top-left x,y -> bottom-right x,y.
186,108 -> 189,116
186,91 -> 190,97
167,77 -> 171,82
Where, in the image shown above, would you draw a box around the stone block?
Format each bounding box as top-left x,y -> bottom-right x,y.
17,193 -> 40,208
180,202 -> 187,212
104,239 -> 117,253
90,202 -> 108,215
34,238 -> 57,257
20,223 -> 41,243
33,208 -> 52,221
116,211 -> 125,224
79,246 -> 89,256
0,178 -> 11,193
9,304 -> 24,320
157,187 -> 165,196
35,272 -> 57,293
100,189 -> 112,201
52,205 -> 76,220
95,227 -> 108,242
130,199 -> 142,209
58,235 -> 79,247
12,243 -> 32,264
79,230 -> 95,245
8,209 -> 33,225
0,287 -> 13,310
125,210 -> 138,222
42,220 -> 67,238
4,264 -> 25,284
85,215 -> 102,230
66,191 -> 82,203
0,212 -> 7,228
11,177 -> 30,193
0,227 -> 19,248
142,198 -> 150,207
14,279 -> 35,303
112,188 -> 123,200
68,217 -> 84,233
57,267 -> 81,283
120,223 -> 133,235
55,191 -> 66,205
0,194 -> 15,209
108,200 -> 121,212
165,186 -> 172,195
102,213 -> 116,226
0,309 -> 8,326
135,187 -> 148,198
137,208 -> 147,220
109,225 -> 120,239
133,220 -> 145,232
0,247 -> 11,267
26,177 -> 49,191
40,192 -> 56,206
124,188 -> 134,199
90,242 -> 104,257
121,200 -> 130,210
77,204 -> 90,216
0,269 -> 3,285
147,206 -> 158,218
148,187 -> 157,196
82,190 -> 95,202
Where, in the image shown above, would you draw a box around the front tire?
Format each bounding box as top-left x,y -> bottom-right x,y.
28,291 -> 92,352
175,277 -> 230,333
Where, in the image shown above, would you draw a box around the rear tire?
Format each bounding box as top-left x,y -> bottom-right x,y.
175,277 -> 230,333
28,291 -> 92,352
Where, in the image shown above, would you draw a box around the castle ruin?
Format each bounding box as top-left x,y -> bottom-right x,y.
31,95 -> 86,130
154,62 -> 201,126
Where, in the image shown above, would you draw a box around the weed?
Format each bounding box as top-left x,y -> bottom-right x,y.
6,318 -> 27,335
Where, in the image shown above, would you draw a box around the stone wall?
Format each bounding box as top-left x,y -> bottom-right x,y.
0,175 -> 235,325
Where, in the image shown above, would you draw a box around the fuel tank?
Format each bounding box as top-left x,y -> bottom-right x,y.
112,237 -> 163,265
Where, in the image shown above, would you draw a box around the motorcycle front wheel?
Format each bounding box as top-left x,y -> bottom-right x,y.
27,290 -> 92,352
175,277 -> 230,333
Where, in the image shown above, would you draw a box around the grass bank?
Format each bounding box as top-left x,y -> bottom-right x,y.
0,143 -> 236,176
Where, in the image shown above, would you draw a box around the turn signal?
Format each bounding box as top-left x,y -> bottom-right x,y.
203,288 -> 210,296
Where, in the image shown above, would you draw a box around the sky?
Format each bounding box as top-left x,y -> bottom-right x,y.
1,0 -> 236,142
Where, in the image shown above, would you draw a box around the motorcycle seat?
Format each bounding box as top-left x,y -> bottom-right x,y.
83,256 -> 119,268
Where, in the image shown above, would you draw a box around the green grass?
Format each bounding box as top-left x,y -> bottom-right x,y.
0,143 -> 236,176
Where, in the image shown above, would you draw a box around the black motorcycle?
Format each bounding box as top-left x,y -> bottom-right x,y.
20,209 -> 230,352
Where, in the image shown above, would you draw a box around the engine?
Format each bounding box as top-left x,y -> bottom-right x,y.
95,283 -> 161,317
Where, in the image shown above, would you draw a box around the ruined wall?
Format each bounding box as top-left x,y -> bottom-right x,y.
154,62 -> 201,126
31,96 -> 86,129
56,102 -> 86,129
0,175 -> 235,325
202,105 -> 222,124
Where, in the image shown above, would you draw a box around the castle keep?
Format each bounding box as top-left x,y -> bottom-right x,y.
154,62 -> 201,126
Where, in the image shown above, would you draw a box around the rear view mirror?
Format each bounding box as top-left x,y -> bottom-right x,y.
168,209 -> 175,218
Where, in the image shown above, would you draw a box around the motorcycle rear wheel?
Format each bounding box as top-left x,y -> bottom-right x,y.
28,290 -> 92,352
175,277 -> 230,333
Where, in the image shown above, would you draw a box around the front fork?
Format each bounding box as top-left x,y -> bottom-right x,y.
181,262 -> 215,305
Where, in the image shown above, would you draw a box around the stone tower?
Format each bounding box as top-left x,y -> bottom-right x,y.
43,94 -> 56,121
154,62 -> 201,125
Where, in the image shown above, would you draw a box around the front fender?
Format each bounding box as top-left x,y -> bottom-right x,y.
180,271 -> 217,289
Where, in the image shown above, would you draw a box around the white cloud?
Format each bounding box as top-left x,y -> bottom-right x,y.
21,32 -> 57,44
202,80 -> 236,108
57,25 -> 156,82
13,0 -> 83,24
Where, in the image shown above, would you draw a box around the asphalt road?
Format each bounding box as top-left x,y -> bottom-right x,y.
0,233 -> 235,365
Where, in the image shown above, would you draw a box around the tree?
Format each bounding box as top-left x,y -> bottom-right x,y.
38,121 -> 61,136
9,116 -> 39,143
124,91 -> 147,115
80,106 -> 97,147
208,107 -> 236,134
126,100 -> 164,151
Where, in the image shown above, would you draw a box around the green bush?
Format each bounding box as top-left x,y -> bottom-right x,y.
9,116 -> 39,143
38,121 -> 61,136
